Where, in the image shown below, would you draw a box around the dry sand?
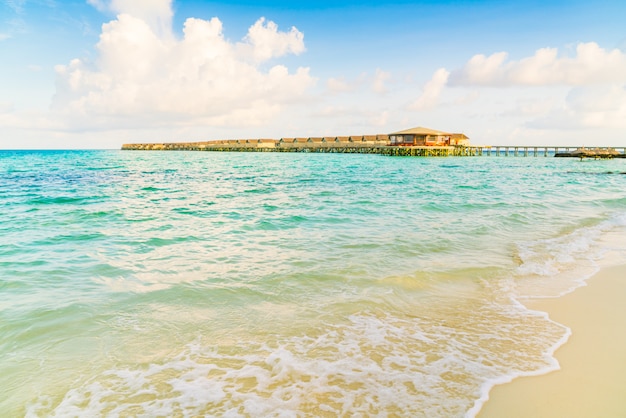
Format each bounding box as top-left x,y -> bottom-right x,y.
478,264 -> 626,417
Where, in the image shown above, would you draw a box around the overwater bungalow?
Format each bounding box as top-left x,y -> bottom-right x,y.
389,127 -> 451,146
388,127 -> 469,146
256,139 -> 278,148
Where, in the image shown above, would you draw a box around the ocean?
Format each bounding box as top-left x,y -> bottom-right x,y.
1,150 -> 625,417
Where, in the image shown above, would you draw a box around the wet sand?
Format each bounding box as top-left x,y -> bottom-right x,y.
478,264 -> 626,418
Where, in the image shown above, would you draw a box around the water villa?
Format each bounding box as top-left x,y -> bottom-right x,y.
388,127 -> 469,147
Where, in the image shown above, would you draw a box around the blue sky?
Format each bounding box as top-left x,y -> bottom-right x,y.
1,0 -> 626,148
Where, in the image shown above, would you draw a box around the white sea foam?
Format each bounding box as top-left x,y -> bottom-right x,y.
28,294 -> 568,417
467,211 -> 626,417
466,297 -> 572,418
513,211 -> 626,299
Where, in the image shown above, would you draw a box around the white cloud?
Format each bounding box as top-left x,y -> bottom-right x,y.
529,85 -> 626,129
450,42 -> 626,86
110,0 -> 173,38
0,33 -> 10,41
86,0 -> 108,13
240,17 -> 305,62
410,42 -> 626,138
88,0 -> 173,37
409,67 -> 449,110
327,77 -> 353,94
372,68 -> 390,94
4,0 -> 26,14
52,5 -> 315,130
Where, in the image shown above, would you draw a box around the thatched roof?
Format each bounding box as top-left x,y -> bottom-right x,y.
390,127 -> 451,136
280,137 -> 308,143
450,133 -> 469,139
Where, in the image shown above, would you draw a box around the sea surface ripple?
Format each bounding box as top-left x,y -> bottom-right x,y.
1,150 -> 625,417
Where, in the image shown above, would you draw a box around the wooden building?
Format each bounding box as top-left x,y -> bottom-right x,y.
388,127 -> 469,146
450,133 -> 470,146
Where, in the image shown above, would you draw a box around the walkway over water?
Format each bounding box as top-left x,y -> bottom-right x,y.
121,142 -> 626,157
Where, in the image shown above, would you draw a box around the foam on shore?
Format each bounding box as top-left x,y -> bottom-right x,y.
477,263 -> 626,418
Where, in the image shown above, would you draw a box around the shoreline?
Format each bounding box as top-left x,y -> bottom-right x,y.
477,264 -> 626,418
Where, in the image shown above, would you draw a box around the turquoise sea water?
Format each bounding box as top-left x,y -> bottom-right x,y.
1,150 -> 625,417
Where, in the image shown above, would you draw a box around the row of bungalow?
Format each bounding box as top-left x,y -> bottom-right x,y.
121,127 -> 471,151
124,135 -> 392,151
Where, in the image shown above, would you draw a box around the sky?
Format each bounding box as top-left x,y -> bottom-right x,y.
1,0 -> 626,149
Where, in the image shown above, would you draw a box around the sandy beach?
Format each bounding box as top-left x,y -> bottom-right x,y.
478,264 -> 626,418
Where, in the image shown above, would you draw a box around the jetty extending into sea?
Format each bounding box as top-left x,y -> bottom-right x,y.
121,126 -> 625,158
121,141 -> 626,158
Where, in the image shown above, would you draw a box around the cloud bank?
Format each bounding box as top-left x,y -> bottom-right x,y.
449,42 -> 626,86
53,0 -> 314,129
413,42 -> 626,131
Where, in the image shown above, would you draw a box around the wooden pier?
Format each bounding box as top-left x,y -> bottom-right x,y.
121,141 -> 625,158
486,146 -> 626,158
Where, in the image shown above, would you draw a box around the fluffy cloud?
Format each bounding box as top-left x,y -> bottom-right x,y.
241,18 -> 305,62
408,42 -> 626,136
88,0 -> 173,36
409,67 -> 449,110
529,85 -> 626,129
52,1 -> 314,129
111,0 -> 173,38
449,42 -> 626,86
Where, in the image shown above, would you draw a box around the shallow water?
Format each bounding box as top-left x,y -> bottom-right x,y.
1,150 -> 625,416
